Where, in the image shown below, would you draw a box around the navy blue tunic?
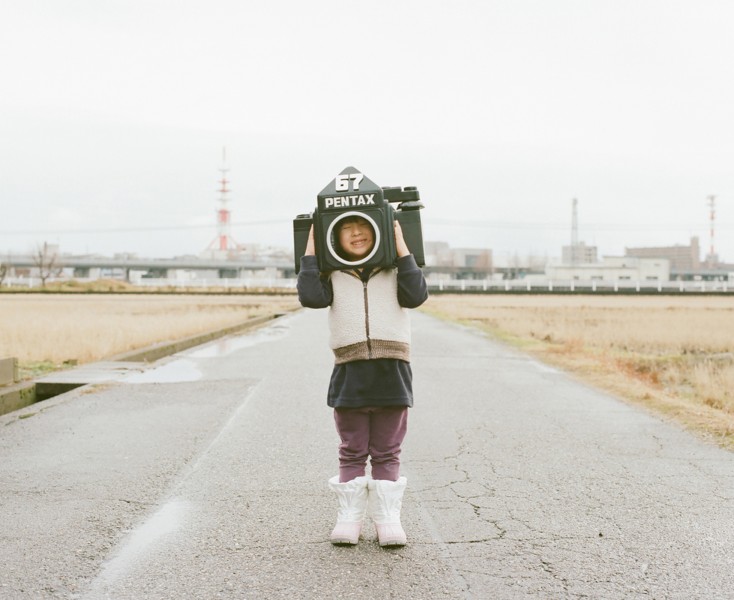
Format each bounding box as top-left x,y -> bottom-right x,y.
297,255 -> 428,408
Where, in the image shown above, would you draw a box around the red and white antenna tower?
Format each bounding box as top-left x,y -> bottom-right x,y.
207,147 -> 239,253
707,194 -> 716,267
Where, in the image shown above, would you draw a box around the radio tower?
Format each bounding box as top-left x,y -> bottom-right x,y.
207,147 -> 239,255
706,194 -> 717,268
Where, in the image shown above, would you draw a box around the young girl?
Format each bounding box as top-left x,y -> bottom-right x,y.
297,216 -> 428,546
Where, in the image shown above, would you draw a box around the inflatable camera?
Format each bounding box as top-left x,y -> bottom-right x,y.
293,166 -> 425,273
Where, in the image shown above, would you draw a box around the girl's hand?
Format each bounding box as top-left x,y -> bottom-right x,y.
394,220 -> 410,258
305,225 -> 316,256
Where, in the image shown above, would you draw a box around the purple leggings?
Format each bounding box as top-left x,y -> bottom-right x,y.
334,406 -> 408,482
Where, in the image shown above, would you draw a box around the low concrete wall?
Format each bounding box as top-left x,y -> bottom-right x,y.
0,382 -> 36,415
0,358 -> 18,386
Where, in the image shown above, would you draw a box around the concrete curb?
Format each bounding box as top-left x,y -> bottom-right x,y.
105,313 -> 283,363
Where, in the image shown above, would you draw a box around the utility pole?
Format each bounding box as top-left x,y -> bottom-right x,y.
571,198 -> 579,265
707,195 -> 716,268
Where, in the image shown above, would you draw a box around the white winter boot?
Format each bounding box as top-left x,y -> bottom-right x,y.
368,477 -> 408,547
328,475 -> 369,545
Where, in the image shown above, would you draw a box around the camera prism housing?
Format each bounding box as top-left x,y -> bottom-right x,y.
293,166 -> 425,273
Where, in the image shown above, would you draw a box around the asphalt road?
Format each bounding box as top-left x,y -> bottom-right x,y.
1,309 -> 733,599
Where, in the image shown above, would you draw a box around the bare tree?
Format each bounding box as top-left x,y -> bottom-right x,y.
33,242 -> 63,288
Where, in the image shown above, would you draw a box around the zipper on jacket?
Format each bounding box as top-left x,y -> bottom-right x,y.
363,280 -> 372,358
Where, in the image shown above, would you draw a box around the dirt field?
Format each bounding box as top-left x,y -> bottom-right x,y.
422,294 -> 734,450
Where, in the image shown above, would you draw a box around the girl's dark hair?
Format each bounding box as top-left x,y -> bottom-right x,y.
335,215 -> 367,232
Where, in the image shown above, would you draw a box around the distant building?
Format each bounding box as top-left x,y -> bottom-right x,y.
423,241 -> 451,267
562,241 -> 598,264
546,256 -> 670,282
451,248 -> 493,271
625,236 -> 701,272
423,241 -> 493,280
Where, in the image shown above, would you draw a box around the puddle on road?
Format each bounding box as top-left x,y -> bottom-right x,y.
183,318 -> 292,358
123,359 -> 203,384
121,316 -> 292,383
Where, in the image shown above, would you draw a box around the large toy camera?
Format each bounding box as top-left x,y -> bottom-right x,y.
293,166 -> 425,273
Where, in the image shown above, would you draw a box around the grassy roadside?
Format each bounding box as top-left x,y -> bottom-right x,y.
421,294 -> 734,451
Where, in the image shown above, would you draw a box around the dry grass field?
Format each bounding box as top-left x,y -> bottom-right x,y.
0,294 -> 299,378
422,294 -> 734,449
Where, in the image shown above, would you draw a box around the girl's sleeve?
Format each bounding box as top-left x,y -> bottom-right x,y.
297,255 -> 333,308
396,255 -> 429,308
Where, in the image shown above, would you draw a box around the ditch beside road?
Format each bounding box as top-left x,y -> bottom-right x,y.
1,309 -> 733,599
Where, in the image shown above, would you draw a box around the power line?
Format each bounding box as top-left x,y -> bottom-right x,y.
1,218 -> 732,236
0,219 -> 289,236
425,218 -> 733,231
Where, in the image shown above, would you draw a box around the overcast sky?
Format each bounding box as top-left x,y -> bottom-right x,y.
1,0 -> 732,263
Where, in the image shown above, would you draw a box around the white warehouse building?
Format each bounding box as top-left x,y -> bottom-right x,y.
545,256 -> 670,282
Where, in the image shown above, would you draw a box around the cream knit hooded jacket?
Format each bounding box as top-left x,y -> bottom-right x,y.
297,254 -> 427,365
329,268 -> 411,364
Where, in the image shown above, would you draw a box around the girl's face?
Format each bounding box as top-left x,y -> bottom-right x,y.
338,217 -> 375,261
